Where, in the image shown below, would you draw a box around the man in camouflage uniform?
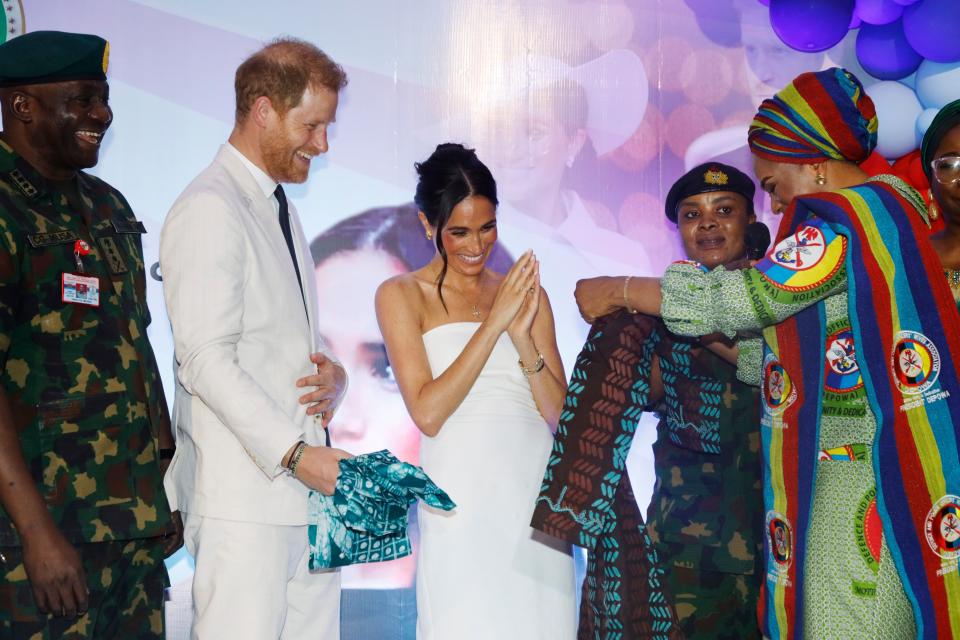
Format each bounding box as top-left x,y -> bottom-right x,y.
0,31 -> 179,639
534,163 -> 764,639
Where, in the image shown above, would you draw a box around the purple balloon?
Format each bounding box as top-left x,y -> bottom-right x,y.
903,0 -> 960,63
856,0 -> 903,25
893,0 -> 920,5
856,20 -> 922,79
769,0 -> 855,52
758,0 -> 770,5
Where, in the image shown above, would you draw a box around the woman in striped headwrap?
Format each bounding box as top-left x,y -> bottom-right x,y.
574,68 -> 960,639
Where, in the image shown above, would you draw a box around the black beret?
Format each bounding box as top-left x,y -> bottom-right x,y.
665,162 -> 756,222
0,31 -> 109,87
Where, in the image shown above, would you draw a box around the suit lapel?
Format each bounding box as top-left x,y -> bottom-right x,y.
214,146 -> 312,335
288,203 -> 317,350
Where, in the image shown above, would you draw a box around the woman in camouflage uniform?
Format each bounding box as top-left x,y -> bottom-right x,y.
533,162 -> 765,639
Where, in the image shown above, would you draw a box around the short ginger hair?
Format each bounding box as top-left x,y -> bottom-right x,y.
234,37 -> 347,123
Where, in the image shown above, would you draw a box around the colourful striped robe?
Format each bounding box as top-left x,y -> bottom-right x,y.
662,177 -> 960,638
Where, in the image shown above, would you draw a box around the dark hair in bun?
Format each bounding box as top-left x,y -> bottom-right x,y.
414,143 -> 498,309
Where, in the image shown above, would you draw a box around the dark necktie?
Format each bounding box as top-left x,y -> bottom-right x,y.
274,185 -> 308,318
276,186 -> 331,446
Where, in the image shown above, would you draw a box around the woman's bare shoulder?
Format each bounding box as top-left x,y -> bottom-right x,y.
376,270 -> 436,318
379,271 -> 421,292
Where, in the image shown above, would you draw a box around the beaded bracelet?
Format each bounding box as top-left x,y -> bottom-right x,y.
287,441 -> 307,476
519,353 -> 545,377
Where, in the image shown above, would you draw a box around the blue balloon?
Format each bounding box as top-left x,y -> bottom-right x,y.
893,0 -> 920,5
914,59 -> 960,109
903,0 -> 960,63
856,0 -> 903,25
855,20 -> 922,80
769,0 -> 855,53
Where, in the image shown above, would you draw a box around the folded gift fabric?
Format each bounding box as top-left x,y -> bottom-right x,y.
308,449 -> 455,569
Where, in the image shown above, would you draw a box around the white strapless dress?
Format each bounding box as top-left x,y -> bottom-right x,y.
416,322 -> 576,639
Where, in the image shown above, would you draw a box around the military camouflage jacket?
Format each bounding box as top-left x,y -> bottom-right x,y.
646,330 -> 764,575
0,140 -> 173,545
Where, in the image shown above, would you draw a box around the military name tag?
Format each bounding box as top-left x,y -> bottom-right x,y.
62,272 -> 100,306
27,230 -> 78,247
111,218 -> 146,234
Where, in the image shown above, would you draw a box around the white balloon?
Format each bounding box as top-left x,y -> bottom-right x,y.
915,59 -> 960,110
866,80 -> 923,158
916,107 -> 940,146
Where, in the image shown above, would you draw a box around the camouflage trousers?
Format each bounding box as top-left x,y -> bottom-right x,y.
661,551 -> 762,640
0,537 -> 168,639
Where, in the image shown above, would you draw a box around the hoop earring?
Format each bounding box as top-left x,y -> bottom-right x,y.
928,189 -> 940,221
815,173 -> 827,186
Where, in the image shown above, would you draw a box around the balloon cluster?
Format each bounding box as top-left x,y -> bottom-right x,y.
764,0 -> 960,160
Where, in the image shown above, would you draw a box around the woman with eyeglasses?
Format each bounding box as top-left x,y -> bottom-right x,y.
923,99 -> 960,307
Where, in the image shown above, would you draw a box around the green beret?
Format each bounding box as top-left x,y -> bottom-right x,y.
665,162 -> 756,222
0,31 -> 109,87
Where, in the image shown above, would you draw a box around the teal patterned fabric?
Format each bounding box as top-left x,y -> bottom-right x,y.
308,450 -> 455,570
532,312 -> 683,639
657,338 -> 722,454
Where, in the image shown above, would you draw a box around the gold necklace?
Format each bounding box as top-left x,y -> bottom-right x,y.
443,280 -> 486,319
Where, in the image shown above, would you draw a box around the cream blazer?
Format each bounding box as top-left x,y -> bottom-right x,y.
160,145 -> 341,525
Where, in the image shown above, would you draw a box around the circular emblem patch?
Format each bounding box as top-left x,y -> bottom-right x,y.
824,328 -> 863,393
763,359 -> 797,414
767,511 -> 793,568
771,225 -> 827,271
925,495 -> 960,561
757,222 -> 847,292
891,331 -> 940,396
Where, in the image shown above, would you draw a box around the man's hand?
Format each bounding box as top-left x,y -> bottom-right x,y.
297,353 -> 346,427
293,445 -> 352,495
574,276 -> 625,324
163,511 -> 184,558
158,459 -> 184,557
21,522 -> 88,618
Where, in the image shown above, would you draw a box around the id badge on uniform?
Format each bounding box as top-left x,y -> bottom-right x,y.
62,272 -> 100,306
